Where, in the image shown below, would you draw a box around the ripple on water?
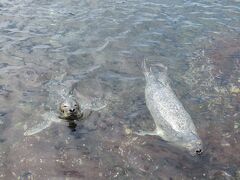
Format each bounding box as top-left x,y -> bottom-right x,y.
0,0 -> 239,179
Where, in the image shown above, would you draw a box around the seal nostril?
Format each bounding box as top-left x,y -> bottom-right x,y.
69,109 -> 75,112
196,149 -> 202,155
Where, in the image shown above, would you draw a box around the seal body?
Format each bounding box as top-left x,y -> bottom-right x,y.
140,61 -> 203,155
23,66 -> 106,136
23,96 -> 93,136
24,81 -> 95,136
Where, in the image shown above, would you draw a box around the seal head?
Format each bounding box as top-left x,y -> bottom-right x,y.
186,134 -> 203,156
172,133 -> 203,156
59,98 -> 82,120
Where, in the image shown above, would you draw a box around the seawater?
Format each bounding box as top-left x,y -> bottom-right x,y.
0,0 -> 239,179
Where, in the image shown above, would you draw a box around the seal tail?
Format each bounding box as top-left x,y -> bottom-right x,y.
141,59 -> 152,77
141,59 -> 169,85
155,63 -> 168,73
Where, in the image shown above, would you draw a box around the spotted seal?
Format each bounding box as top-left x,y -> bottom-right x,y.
137,60 -> 203,155
24,96 -> 96,136
24,69 -> 106,136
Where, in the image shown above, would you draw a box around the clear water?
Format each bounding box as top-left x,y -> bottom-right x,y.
0,0 -> 239,179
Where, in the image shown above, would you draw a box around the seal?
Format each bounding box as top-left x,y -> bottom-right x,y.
137,60 -> 203,155
24,71 -> 106,136
23,96 -> 98,136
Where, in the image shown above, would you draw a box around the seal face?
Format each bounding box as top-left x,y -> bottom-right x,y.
137,60 -> 203,156
59,98 -> 82,120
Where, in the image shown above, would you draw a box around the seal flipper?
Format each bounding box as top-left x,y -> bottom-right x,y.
154,63 -> 169,86
87,97 -> 107,111
135,127 -> 165,137
79,109 -> 92,120
141,59 -> 169,86
135,130 -> 159,136
24,119 -> 52,136
44,112 -> 61,123
141,59 -> 151,78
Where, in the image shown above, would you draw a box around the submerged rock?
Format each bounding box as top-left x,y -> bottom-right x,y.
19,171 -> 34,180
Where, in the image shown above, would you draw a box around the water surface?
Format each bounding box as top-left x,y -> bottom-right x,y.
0,0 -> 239,179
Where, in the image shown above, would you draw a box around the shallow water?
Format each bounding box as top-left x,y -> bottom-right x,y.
0,0 -> 239,179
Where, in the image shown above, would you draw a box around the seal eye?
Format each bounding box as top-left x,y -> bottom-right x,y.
63,105 -> 67,108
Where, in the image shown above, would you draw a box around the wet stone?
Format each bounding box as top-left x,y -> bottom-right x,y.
211,171 -> 234,180
18,171 -> 34,180
235,170 -> 240,180
106,166 -> 127,178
